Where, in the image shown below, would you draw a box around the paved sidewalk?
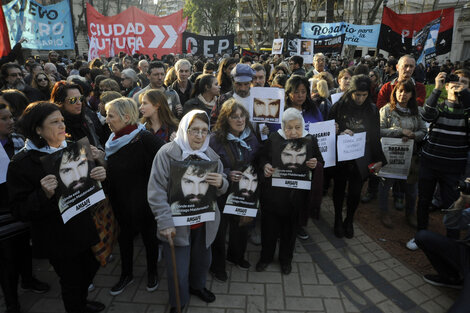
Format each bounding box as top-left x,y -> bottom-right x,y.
0,196 -> 458,313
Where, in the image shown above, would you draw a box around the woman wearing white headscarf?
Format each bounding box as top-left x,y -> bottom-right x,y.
256,108 -> 323,275
147,110 -> 228,313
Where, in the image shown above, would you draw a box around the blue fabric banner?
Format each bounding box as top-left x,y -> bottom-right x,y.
301,22 -> 380,48
2,0 -> 74,50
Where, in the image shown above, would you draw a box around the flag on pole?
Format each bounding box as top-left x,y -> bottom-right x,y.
0,6 -> 11,57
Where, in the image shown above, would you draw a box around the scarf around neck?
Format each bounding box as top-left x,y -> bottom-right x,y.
105,123 -> 145,159
24,139 -> 67,154
227,128 -> 252,151
174,110 -> 211,161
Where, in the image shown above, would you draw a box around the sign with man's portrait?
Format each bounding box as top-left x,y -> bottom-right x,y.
41,138 -> 105,224
169,160 -> 218,226
249,87 -> 285,123
297,39 -> 314,64
224,164 -> 259,217
271,136 -> 313,190
272,38 -> 284,54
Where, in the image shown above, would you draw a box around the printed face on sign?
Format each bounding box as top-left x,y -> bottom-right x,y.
59,147 -> 89,193
253,98 -> 280,119
280,141 -> 307,172
300,40 -> 312,55
273,40 -> 282,52
237,165 -> 258,201
181,165 -> 210,205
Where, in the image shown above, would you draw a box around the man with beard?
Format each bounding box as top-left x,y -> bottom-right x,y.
226,165 -> 258,206
0,63 -> 42,102
54,144 -> 98,213
48,51 -> 67,79
253,98 -> 280,120
279,140 -> 309,175
171,164 -> 214,215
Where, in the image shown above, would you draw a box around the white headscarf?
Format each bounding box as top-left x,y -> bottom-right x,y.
174,110 -> 211,161
277,107 -> 308,139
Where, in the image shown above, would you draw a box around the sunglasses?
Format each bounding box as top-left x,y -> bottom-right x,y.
67,96 -> 85,104
37,78 -> 48,82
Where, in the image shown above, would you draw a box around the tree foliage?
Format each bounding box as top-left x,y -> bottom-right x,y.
183,0 -> 237,36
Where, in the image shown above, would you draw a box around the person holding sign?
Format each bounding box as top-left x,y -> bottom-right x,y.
209,99 -> 260,282
148,110 -> 228,312
7,102 -> 106,313
328,75 -> 386,239
378,81 -> 427,228
257,108 -> 323,275
105,97 -> 164,296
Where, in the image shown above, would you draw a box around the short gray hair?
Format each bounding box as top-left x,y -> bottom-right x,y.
175,59 -> 191,72
121,68 -> 138,82
282,107 -> 304,130
105,97 -> 140,125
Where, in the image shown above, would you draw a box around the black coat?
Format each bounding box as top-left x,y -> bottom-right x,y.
62,107 -> 107,149
7,149 -> 99,258
106,130 -> 164,231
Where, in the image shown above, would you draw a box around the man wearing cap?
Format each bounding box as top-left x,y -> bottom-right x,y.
210,63 -> 255,125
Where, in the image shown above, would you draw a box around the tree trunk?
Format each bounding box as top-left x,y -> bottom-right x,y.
326,0 -> 334,22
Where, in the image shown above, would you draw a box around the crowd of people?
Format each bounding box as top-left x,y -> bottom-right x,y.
1,39 -> 470,313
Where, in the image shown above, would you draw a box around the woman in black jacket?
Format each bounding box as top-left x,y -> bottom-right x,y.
328,75 -> 386,239
104,97 -> 164,296
7,102 -> 107,313
183,74 -> 220,116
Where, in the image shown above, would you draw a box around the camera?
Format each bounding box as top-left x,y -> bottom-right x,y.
457,180 -> 470,195
446,74 -> 460,83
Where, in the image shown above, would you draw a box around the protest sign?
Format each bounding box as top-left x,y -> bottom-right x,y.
169,160 -> 218,226
0,143 -> 9,184
413,17 -> 441,64
313,34 -> 345,55
250,87 -> 284,124
87,4 -> 187,57
297,39 -> 314,64
2,0 -> 74,50
286,33 -> 298,56
378,138 -> 414,180
301,22 -> 380,48
272,136 -> 313,190
337,132 -> 366,162
183,32 -> 234,57
308,120 -> 336,168
331,92 -> 343,104
224,164 -> 259,217
378,7 -> 453,57
40,138 -> 105,224
272,38 -> 284,54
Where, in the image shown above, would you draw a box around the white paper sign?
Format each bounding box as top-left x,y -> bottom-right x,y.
249,87 -> 285,123
224,205 -> 258,217
297,39 -> 314,64
258,123 -> 268,141
272,38 -> 284,54
331,92 -> 343,104
61,189 -> 105,224
0,144 -> 10,184
308,120 -> 336,168
337,132 -> 366,162
173,212 -> 215,227
378,138 -> 414,180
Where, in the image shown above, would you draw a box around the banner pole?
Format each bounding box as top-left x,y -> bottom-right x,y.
69,0 -> 80,56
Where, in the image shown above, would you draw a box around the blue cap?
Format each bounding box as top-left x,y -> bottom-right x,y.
231,64 -> 255,82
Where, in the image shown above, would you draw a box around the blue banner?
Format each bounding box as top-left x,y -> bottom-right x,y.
301,22 -> 380,48
2,0 -> 74,50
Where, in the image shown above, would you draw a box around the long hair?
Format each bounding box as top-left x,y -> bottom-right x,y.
139,89 -> 178,131
190,74 -> 216,98
31,71 -> 53,92
389,80 -> 418,115
213,99 -> 252,144
285,75 -> 314,112
50,81 -> 83,106
217,58 -> 236,91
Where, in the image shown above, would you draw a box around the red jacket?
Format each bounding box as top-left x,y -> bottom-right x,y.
376,78 -> 426,109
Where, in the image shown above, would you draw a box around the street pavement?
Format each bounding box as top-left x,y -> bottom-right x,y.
0,196 -> 458,313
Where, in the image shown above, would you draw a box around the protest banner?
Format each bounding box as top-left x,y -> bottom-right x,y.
308,120 -> 336,168
378,7 -> 453,57
337,132 -> 366,162
301,22 -> 380,48
241,48 -> 261,58
286,33 -> 298,56
169,160 -> 218,226
0,6 -> 10,57
378,138 -> 414,180
297,39 -> 314,64
272,38 -> 284,54
87,4 -> 187,57
40,138 -> 106,224
312,34 -> 345,56
2,0 -> 75,50
182,32 -> 234,57
250,87 -> 284,124
272,136 -> 313,190
224,164 -> 259,217
413,17 -> 441,64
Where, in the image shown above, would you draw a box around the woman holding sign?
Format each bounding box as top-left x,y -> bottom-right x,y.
209,99 -> 260,282
378,81 -> 426,229
328,75 -> 386,239
148,110 -> 228,312
257,108 -> 323,275
7,102 -> 107,313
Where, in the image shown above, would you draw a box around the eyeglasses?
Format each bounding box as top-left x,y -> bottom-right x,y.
187,128 -> 209,137
67,96 -> 85,104
229,115 -> 245,121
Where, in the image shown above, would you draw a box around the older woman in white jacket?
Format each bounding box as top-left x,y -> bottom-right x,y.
147,110 -> 228,313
